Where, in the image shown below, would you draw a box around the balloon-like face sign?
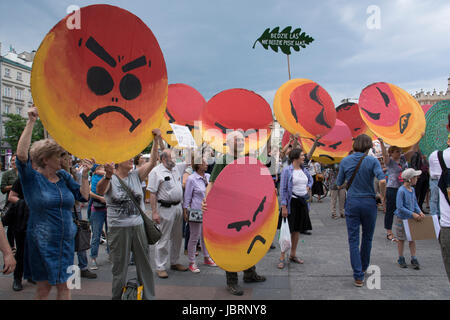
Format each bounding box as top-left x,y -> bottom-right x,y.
301,119 -> 353,164
274,79 -> 336,139
203,158 -> 278,272
31,5 -> 168,163
359,82 -> 425,147
359,83 -> 400,127
419,100 -> 450,157
336,102 -> 369,138
200,89 -> 273,154
160,84 -> 206,148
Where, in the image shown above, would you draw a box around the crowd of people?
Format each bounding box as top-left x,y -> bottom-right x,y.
0,106 -> 449,299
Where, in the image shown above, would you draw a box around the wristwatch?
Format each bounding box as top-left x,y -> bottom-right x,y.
104,176 -> 112,180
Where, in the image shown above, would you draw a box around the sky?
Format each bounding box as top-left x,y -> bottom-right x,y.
1,0 -> 449,109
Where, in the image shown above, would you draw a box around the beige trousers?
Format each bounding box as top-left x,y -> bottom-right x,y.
154,203 -> 184,271
331,188 -> 346,216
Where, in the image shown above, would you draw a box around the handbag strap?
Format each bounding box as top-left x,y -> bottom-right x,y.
114,174 -> 145,218
346,154 -> 367,191
438,151 -> 448,173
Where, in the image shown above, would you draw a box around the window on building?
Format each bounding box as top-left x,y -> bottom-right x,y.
4,105 -> 10,114
16,106 -> 22,115
17,72 -> 22,81
3,86 -> 12,97
4,68 -> 11,78
16,89 -> 23,100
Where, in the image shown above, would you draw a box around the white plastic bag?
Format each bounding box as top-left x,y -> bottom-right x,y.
279,217 -> 291,253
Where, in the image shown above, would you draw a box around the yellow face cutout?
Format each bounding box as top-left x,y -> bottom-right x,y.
31,5 -> 168,163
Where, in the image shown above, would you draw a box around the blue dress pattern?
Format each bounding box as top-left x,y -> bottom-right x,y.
16,158 -> 86,285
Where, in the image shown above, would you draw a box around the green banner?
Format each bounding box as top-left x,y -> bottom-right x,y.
253,26 -> 314,55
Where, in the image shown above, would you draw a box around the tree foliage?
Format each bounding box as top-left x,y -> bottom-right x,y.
3,113 -> 44,152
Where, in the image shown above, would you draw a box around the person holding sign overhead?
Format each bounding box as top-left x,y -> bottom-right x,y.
202,131 -> 266,296
147,149 -> 189,279
379,137 -> 419,242
16,106 -> 92,300
96,128 -> 162,300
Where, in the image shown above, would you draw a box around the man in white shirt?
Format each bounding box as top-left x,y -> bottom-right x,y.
428,135 -> 450,217
148,149 -> 188,278
428,135 -> 450,282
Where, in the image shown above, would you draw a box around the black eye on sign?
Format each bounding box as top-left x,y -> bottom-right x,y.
120,74 -> 142,100
87,66 -> 114,96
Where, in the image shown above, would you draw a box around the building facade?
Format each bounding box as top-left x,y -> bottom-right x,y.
0,42 -> 35,168
413,78 -> 450,106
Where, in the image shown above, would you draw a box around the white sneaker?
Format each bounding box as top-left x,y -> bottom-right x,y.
90,259 -> 98,270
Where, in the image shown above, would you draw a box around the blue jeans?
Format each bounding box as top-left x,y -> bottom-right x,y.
345,196 -> 378,281
429,178 -> 441,217
86,198 -> 93,220
75,210 -> 88,270
90,206 -> 108,259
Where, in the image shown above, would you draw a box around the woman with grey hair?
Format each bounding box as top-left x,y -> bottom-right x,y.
96,129 -> 162,300
16,107 -> 93,300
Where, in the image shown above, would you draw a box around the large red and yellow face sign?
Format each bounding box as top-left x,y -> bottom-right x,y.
203,158 -> 278,272
31,5 -> 168,163
301,119 -> 353,164
359,82 -> 425,147
160,84 -> 206,148
274,79 -> 336,139
200,89 -> 273,154
336,102 -> 369,138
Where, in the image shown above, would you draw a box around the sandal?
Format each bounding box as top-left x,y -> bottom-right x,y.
277,259 -> 285,269
289,256 -> 304,264
387,234 -> 398,242
331,214 -> 338,219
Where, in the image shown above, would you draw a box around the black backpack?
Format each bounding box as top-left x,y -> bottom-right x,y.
437,151 -> 450,206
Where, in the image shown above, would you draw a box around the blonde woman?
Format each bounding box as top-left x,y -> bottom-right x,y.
16,107 -> 92,300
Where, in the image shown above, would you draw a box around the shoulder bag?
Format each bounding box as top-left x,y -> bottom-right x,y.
1,202 -> 16,227
188,209 -> 203,223
73,209 -> 92,252
57,172 -> 91,252
114,174 -> 161,245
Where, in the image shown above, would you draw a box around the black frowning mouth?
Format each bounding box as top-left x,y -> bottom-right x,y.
319,154 -> 335,161
247,235 -> 266,254
80,106 -> 142,133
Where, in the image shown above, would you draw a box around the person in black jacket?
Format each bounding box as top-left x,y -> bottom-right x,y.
8,178 -> 35,291
410,151 -> 430,213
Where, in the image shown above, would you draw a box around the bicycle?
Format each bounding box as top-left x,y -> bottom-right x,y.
311,169 -> 330,200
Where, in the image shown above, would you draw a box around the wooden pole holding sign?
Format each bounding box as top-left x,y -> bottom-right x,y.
287,55 -> 291,80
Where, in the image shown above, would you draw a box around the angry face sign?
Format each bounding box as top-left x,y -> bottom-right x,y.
31,4 -> 168,163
